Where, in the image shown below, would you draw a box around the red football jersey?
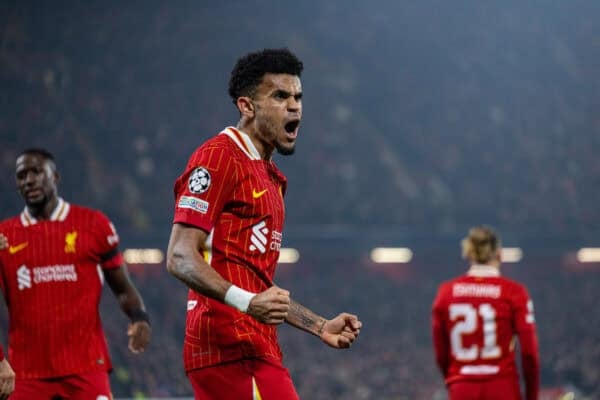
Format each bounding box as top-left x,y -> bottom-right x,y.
0,198 -> 123,379
173,127 -> 287,371
432,265 -> 540,400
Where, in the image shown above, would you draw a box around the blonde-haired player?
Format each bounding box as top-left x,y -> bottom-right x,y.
432,226 -> 540,400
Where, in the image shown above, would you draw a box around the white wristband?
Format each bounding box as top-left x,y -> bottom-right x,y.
224,285 -> 256,313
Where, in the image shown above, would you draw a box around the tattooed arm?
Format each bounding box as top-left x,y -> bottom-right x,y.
285,300 -> 362,349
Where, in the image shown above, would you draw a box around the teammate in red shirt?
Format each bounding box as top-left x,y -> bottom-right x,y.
0,148 -> 152,400
167,48 -> 362,399
432,226 -> 540,400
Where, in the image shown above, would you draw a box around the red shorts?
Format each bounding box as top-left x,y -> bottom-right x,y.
12,370 -> 112,400
188,358 -> 299,400
448,376 -> 522,400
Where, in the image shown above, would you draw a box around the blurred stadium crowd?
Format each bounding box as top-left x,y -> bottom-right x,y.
1,0 -> 599,398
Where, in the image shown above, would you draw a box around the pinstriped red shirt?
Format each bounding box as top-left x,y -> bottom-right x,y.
173,127 -> 287,371
0,198 -> 123,379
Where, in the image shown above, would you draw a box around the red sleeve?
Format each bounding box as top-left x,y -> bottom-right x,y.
0,344 -> 4,361
93,211 -> 123,269
513,284 -> 540,400
432,284 -> 450,377
173,143 -> 236,233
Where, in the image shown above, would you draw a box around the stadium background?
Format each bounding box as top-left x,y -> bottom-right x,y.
1,1 -> 599,399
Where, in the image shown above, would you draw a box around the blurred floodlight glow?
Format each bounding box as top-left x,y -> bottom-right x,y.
278,248 -> 300,264
577,248 -> 600,263
124,248 -> 164,264
501,247 -> 523,263
370,247 -> 413,263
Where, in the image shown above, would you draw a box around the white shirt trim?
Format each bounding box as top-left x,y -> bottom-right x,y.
220,127 -> 261,160
467,264 -> 501,277
460,365 -> 500,375
20,197 -> 70,226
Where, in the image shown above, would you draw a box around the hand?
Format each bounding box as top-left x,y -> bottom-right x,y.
0,234 -> 7,251
0,358 -> 15,400
246,285 -> 290,325
320,312 -> 362,349
127,321 -> 151,354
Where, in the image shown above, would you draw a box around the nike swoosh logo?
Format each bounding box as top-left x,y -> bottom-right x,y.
252,189 -> 268,199
9,242 -> 28,254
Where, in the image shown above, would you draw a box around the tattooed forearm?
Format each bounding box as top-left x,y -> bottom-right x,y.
167,249 -> 229,300
286,300 -> 327,336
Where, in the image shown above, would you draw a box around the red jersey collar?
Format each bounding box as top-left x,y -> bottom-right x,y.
20,197 -> 70,226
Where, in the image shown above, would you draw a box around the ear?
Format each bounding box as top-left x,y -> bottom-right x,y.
236,96 -> 255,118
54,171 -> 60,183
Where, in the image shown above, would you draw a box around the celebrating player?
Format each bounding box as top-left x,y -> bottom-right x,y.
432,226 -> 540,400
0,148 -> 151,399
166,48 -> 362,399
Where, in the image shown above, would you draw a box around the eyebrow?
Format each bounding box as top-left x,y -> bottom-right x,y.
272,89 -> 302,100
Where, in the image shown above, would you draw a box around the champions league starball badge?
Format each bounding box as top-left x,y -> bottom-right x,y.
188,167 -> 211,194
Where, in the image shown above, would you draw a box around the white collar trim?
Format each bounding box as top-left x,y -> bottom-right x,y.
20,197 -> 70,226
467,264 -> 501,277
220,127 -> 262,160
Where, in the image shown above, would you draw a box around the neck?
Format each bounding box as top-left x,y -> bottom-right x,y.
27,196 -> 59,220
237,121 -> 273,160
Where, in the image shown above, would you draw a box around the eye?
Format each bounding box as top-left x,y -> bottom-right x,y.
273,90 -> 289,100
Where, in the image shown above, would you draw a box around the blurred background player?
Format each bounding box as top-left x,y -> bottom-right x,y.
166,48 -> 362,400
432,226 -> 540,400
0,148 -> 152,400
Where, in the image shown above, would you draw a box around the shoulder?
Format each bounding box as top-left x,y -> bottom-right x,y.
189,133 -> 244,163
68,204 -> 113,224
497,276 -> 530,300
0,214 -> 23,233
438,275 -> 464,291
498,276 -> 527,291
433,278 -> 457,303
0,215 -> 20,230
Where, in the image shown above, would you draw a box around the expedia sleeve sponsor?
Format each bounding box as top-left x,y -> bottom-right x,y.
177,196 -> 209,214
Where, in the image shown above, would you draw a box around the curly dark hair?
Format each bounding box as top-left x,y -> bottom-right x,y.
228,48 -> 303,104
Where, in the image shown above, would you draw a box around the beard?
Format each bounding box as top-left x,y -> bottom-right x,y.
276,142 -> 296,156
22,191 -> 47,207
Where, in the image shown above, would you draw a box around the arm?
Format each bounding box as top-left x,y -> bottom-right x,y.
0,240 -> 14,399
431,287 -> 450,378
0,347 -> 15,400
285,300 -> 361,349
515,295 -> 540,400
166,223 -> 291,324
519,329 -> 540,400
432,305 -> 449,377
103,265 -> 151,354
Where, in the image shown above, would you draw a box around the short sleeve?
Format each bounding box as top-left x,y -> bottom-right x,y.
173,144 -> 237,233
93,211 -> 123,269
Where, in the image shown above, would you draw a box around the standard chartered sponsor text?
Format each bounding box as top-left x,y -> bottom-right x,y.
33,264 -> 78,283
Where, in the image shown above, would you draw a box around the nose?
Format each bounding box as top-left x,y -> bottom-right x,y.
23,171 -> 37,185
287,97 -> 301,113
